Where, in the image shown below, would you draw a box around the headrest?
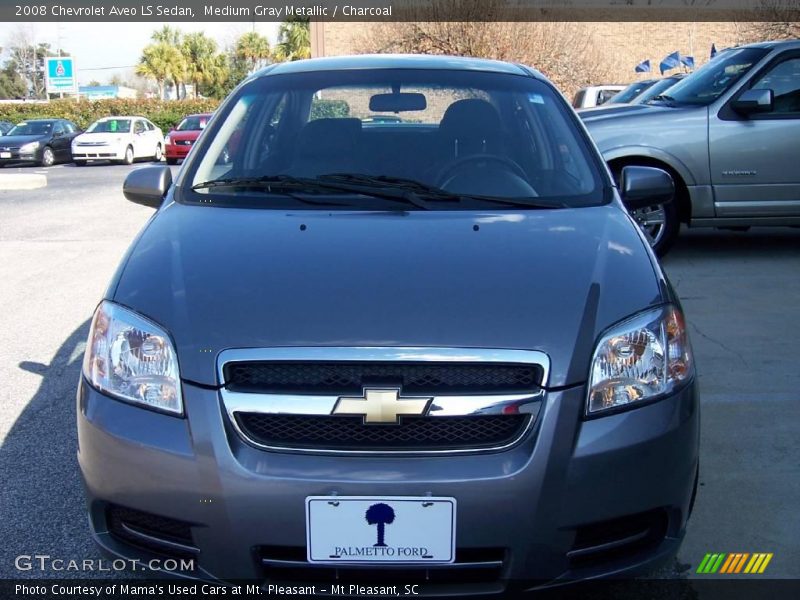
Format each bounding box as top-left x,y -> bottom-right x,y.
439,99 -> 503,140
296,118 -> 362,157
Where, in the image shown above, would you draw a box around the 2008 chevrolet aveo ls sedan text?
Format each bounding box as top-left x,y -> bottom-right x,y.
78,55 -> 698,594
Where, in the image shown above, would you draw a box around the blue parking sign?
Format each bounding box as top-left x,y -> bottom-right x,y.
46,57 -> 76,94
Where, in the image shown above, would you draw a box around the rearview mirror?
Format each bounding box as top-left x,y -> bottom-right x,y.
620,166 -> 674,211
123,165 -> 172,209
732,88 -> 773,114
369,92 -> 427,113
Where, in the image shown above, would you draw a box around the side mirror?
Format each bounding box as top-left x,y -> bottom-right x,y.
732,88 -> 774,114
620,166 -> 674,211
123,165 -> 172,209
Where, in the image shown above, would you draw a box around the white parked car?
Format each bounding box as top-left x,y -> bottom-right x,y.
71,116 -> 163,166
571,85 -> 626,109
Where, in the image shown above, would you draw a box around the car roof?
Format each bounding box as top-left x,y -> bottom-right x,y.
257,54 -> 537,78
17,118 -> 61,123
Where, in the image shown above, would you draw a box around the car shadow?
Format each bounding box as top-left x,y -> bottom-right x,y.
0,319 -> 104,579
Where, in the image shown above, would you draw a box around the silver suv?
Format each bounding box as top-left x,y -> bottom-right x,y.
582,40 -> 800,255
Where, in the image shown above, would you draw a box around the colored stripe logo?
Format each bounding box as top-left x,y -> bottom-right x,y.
697,552 -> 773,574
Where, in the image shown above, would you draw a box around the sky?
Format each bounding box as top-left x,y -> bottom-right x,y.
0,21 -> 281,85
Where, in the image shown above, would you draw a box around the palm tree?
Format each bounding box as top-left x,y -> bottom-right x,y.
235,31 -> 271,73
137,42 -> 186,100
182,32 -> 218,98
136,44 -> 170,99
151,25 -> 182,46
365,503 -> 395,547
273,18 -> 311,62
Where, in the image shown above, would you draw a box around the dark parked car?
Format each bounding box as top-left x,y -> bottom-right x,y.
79,55 -> 697,591
164,113 -> 212,165
606,79 -> 659,104
631,74 -> 687,105
0,118 -> 80,167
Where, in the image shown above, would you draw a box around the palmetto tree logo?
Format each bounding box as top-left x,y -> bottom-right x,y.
365,503 -> 395,547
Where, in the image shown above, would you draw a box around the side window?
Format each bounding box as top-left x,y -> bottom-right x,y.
64,121 -> 76,133
53,122 -> 65,135
145,120 -> 155,131
134,120 -> 145,134
572,90 -> 586,108
751,56 -> 800,115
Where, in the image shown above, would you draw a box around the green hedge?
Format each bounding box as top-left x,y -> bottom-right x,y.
0,98 -> 221,132
0,98 -> 353,133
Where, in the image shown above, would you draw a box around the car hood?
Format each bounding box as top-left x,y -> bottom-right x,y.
111,202 -> 664,388
74,132 -> 128,144
169,130 -> 201,141
0,134 -> 48,146
579,103 -> 674,123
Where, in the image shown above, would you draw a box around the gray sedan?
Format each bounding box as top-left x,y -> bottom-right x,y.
78,55 -> 698,592
582,40 -> 800,255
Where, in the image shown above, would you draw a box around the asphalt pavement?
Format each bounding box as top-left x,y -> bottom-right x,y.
0,161 -> 797,594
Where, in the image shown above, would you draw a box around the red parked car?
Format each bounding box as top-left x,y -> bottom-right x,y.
164,113 -> 212,165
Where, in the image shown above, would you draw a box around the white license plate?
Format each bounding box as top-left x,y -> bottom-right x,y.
0,152 -> 11,158
306,496 -> 456,564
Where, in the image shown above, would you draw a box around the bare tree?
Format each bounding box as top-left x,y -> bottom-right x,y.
355,19 -> 615,98
736,1 -> 800,43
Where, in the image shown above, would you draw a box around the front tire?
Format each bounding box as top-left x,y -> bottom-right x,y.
40,146 -> 55,167
121,145 -> 134,165
613,165 -> 680,257
153,144 -> 163,162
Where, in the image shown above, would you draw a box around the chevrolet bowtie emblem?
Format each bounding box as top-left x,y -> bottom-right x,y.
332,388 -> 431,424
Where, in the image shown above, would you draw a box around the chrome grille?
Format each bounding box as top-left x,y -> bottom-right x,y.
219,347 -> 549,455
224,362 -> 542,395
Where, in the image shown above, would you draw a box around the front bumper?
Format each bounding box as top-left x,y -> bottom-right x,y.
77,377 -> 699,592
165,143 -> 191,159
71,145 -> 125,160
0,150 -> 39,164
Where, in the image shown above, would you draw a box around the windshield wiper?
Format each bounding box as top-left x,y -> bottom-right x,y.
319,173 -> 565,209
190,174 -> 435,210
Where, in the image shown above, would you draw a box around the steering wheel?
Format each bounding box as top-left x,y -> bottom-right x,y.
435,154 -> 528,188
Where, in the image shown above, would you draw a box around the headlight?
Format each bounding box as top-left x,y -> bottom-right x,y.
587,305 -> 692,415
83,301 -> 183,415
20,141 -> 40,152
164,135 -> 171,145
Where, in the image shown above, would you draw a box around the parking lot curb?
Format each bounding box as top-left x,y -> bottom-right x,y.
0,174 -> 47,191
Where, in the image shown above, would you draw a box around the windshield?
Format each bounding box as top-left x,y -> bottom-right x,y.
635,77 -> 682,104
187,69 -> 605,210
9,121 -> 53,136
608,81 -> 656,104
650,47 -> 768,106
87,119 -> 131,133
177,115 -> 209,131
